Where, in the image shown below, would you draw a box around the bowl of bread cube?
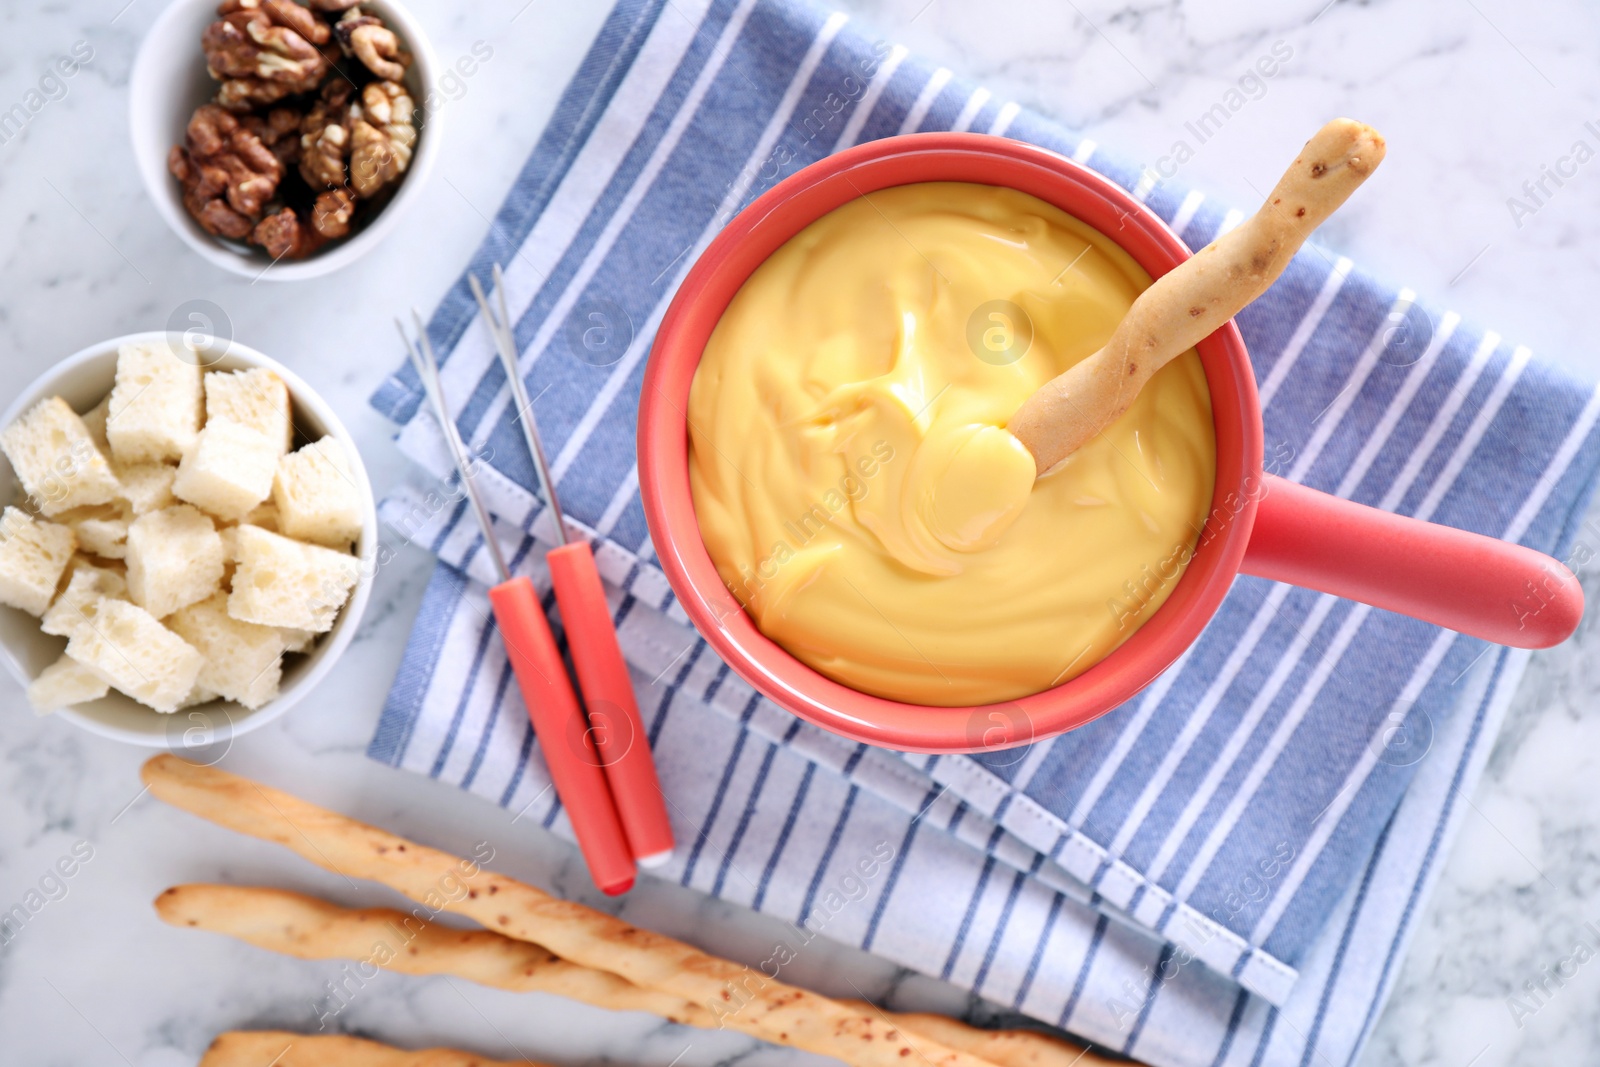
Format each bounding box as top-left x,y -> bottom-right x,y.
0,331 -> 377,745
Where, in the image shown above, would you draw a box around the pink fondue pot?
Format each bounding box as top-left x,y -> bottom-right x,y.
637,133 -> 1583,753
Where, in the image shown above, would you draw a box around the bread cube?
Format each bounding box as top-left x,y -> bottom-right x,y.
228,524 -> 358,633
113,462 -> 177,515
174,420 -> 278,521
1,396 -> 122,517
168,592 -> 290,709
282,627 -> 316,654
205,368 -> 293,454
41,559 -> 127,639
27,653 -> 109,712
106,340 -> 204,464
272,437 -> 363,548
126,505 -> 225,619
65,598 -> 203,713
0,507 -> 76,616
80,397 -> 110,450
176,684 -> 219,709
69,503 -> 131,560
244,501 -> 279,531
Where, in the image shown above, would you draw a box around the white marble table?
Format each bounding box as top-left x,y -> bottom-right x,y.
1,1 -> 1596,1064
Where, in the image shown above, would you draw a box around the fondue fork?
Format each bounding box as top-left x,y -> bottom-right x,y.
398,312 -> 637,895
471,265 -> 675,869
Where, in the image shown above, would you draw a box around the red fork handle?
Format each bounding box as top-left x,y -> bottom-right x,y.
548,541 -> 676,866
487,576 -> 637,895
1240,473 -> 1583,649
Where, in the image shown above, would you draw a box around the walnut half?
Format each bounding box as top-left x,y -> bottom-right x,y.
334,7 -> 410,81
348,80 -> 416,198
204,5 -> 329,111
251,207 -> 324,260
311,188 -> 357,238
298,80 -> 354,191
220,0 -> 330,46
169,103 -> 284,240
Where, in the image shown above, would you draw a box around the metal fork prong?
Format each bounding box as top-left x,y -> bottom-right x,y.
400,312 -> 511,583
470,265 -> 569,545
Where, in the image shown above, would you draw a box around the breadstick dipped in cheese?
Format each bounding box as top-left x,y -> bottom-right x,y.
140,756 -> 999,1067
157,883 -> 1122,1067
1009,118 -> 1386,474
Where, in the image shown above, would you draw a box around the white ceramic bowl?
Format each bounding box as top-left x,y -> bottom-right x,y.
0,332 -> 379,747
129,0 -> 442,281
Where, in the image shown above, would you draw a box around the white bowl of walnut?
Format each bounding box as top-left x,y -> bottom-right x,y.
131,0 -> 441,280
0,332 -> 379,748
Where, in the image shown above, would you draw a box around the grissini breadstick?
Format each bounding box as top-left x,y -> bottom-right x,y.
863,1010 -> 1119,1067
200,1030 -> 539,1067
156,884 -> 715,1026
1009,118 -> 1386,473
199,1027 -> 1111,1067
158,884 -> 1122,1067
140,756 -> 997,1067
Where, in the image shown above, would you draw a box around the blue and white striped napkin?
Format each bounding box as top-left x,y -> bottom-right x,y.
365,2 -> 1600,1064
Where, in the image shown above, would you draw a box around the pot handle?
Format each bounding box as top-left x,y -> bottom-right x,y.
1240,474 -> 1583,649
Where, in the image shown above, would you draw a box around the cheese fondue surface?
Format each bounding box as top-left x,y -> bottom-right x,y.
687,182 -> 1215,706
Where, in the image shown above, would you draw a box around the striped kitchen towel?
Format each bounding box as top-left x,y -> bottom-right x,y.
365,1 -> 1600,1064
